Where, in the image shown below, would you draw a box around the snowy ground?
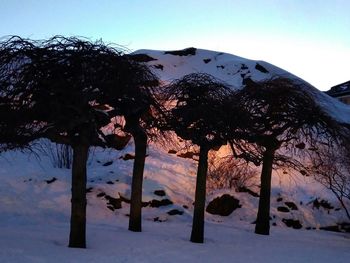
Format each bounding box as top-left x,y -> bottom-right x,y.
0,141 -> 349,262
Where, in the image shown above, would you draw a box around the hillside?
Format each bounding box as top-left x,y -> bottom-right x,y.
132,47 -> 350,124
0,48 -> 350,262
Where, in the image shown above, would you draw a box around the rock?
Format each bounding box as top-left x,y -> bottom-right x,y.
183,205 -> 189,209
277,206 -> 290,213
167,209 -> 184,216
45,177 -> 57,184
203,58 -> 211,64
86,187 -> 93,193
129,53 -> 157,62
168,149 -> 177,154
285,202 -> 298,210
277,197 -> 283,202
106,181 -> 114,185
282,219 -> 302,229
149,199 -> 173,208
103,161 -> 113,166
206,194 -> 241,216
164,47 -> 196,56
255,63 -> 269,73
154,190 -> 166,197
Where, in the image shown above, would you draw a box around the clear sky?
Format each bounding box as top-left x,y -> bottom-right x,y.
1,0 -> 349,90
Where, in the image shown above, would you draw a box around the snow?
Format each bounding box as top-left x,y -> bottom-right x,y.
0,141 -> 349,262
1,47 -> 350,262
133,48 -> 350,124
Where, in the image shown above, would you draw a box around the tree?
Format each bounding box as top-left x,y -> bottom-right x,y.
164,73 -> 231,243
227,77 -> 341,235
309,139 -> 350,220
102,54 -> 160,232
0,36 -> 157,247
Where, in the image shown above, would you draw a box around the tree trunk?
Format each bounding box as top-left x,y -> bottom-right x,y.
128,123 -> 147,232
255,148 -> 275,235
69,143 -> 89,248
190,146 -> 209,243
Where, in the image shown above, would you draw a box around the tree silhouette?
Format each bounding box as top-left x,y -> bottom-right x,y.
227,77 -> 342,235
0,36 -> 159,247
164,73 -> 231,243
103,55 -> 160,232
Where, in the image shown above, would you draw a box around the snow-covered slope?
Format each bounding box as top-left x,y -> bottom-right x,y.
1,48 -> 350,262
132,47 -> 350,124
0,141 -> 349,262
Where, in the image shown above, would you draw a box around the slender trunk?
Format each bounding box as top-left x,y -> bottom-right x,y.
190,146 -> 209,243
255,148 -> 275,235
69,143 -> 89,248
128,125 -> 147,232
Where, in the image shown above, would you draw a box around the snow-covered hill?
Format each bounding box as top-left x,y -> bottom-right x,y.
132,47 -> 350,124
1,48 -> 350,262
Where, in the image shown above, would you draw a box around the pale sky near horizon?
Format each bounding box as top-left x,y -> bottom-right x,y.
1,0 -> 349,91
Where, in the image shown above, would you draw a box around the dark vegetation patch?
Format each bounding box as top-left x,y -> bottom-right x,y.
86,187 -> 93,193
282,219 -> 302,229
106,181 -> 114,185
128,53 -> 157,62
277,197 -> 283,202
206,194 -> 241,216
312,198 -> 334,210
216,65 -> 225,69
164,47 -> 197,56
168,149 -> 177,154
105,195 -> 122,211
255,63 -> 269,73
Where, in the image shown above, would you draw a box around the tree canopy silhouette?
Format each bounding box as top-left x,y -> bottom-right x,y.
163,73 -> 231,243
0,35 -> 159,247
226,77 -> 344,235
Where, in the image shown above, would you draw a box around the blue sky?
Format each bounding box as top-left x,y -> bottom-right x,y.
1,0 -> 349,90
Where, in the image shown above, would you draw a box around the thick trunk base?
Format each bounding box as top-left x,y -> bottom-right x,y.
128,125 -> 147,233
254,148 -> 275,236
69,144 -> 89,248
190,147 -> 209,243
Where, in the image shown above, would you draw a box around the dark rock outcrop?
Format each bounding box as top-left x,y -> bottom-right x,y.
206,194 -> 241,216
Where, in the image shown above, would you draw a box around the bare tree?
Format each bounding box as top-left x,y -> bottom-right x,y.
308,142 -> 350,220
226,77 -> 341,235
163,73 -> 231,243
